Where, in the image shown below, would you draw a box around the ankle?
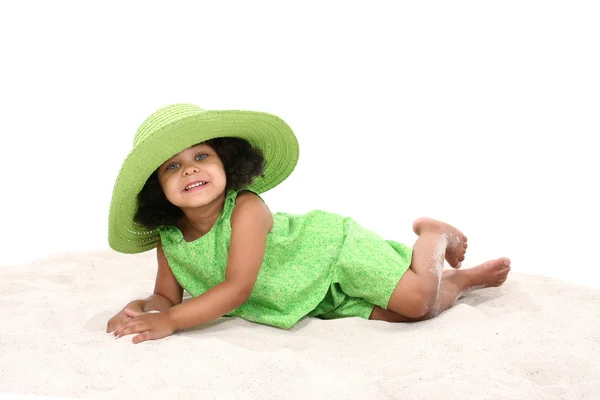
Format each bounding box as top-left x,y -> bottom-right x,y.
443,269 -> 472,288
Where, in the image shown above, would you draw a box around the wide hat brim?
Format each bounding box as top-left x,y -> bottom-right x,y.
108,104 -> 299,254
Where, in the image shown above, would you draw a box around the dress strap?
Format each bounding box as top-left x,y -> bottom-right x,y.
220,189 -> 238,222
221,187 -> 266,226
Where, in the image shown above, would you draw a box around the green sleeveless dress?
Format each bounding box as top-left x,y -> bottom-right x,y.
159,189 -> 412,329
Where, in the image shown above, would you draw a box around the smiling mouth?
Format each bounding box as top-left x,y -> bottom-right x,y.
185,182 -> 207,191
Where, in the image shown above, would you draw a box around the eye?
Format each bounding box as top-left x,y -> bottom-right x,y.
166,163 -> 179,171
195,153 -> 208,161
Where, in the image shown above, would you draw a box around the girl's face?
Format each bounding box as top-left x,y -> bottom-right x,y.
157,143 -> 227,210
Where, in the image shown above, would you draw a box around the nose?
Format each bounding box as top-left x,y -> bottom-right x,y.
182,164 -> 199,176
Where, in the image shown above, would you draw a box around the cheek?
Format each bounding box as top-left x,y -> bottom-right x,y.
158,175 -> 178,196
206,162 -> 226,178
214,165 -> 228,184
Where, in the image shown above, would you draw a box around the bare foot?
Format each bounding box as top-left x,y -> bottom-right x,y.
465,257 -> 511,289
412,217 -> 468,269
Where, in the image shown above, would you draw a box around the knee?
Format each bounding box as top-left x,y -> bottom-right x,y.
386,272 -> 440,319
403,282 -> 439,319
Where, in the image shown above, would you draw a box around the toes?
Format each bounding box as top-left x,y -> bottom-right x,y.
446,254 -> 461,269
497,258 -> 511,273
446,257 -> 465,269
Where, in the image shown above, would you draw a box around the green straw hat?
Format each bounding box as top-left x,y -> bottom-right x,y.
108,103 -> 299,254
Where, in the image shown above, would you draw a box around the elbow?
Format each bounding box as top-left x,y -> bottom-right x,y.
236,287 -> 253,305
226,282 -> 254,306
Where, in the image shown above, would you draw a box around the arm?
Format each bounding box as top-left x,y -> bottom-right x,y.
166,191 -> 273,331
139,240 -> 184,312
123,240 -> 184,311
106,239 -> 183,333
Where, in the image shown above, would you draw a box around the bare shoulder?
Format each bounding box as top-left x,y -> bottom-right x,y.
235,190 -> 267,206
231,190 -> 273,232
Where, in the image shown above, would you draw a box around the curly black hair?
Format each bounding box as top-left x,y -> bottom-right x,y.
133,137 -> 265,230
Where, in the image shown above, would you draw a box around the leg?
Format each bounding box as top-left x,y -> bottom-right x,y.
385,218 -> 468,318
370,258 -> 512,322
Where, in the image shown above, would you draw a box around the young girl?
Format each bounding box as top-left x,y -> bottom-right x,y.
107,103 -> 511,344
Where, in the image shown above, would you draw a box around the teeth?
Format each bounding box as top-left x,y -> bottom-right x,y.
185,182 -> 206,190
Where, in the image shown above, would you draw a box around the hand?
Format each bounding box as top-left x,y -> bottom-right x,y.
113,308 -> 175,344
106,304 -> 144,334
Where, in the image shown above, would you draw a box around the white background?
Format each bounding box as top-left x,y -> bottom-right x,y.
1,1 -> 598,289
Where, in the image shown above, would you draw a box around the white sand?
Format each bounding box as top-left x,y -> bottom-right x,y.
1,250 -> 599,400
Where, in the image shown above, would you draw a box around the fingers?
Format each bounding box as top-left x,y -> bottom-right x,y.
132,331 -> 153,344
106,318 -> 121,333
124,308 -> 143,318
111,312 -> 174,344
114,319 -> 146,339
113,317 -> 136,337
106,315 -> 132,333
115,320 -> 158,344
